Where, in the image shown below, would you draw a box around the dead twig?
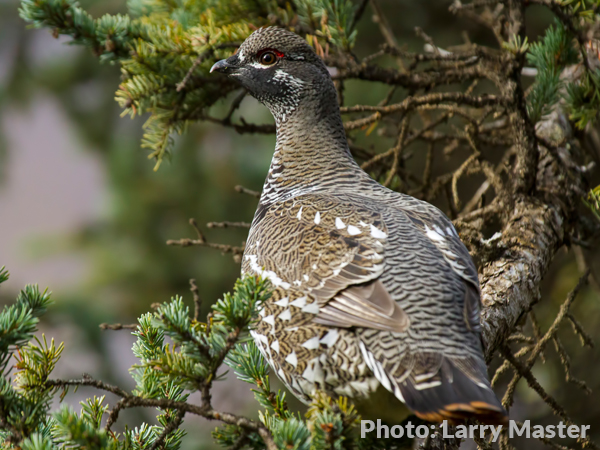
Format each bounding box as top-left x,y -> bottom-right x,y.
99,323 -> 137,331
234,185 -> 261,198
207,221 -> 251,229
190,279 -> 201,321
167,219 -> 245,262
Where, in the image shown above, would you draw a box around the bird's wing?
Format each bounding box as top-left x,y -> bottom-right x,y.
314,280 -> 409,332
243,194 -> 409,333
399,199 -> 482,333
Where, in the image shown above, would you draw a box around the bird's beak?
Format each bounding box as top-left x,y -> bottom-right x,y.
210,58 -> 236,74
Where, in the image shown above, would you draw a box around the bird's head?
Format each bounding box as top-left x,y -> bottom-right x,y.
210,27 -> 335,125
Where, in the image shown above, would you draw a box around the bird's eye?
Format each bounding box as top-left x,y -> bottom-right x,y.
260,52 -> 277,66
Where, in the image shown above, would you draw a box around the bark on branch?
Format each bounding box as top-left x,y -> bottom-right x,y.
479,67 -> 584,358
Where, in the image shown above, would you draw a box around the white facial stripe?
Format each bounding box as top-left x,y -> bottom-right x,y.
248,61 -> 271,69
273,69 -> 305,88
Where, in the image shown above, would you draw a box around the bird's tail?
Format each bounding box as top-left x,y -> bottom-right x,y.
397,355 -> 508,425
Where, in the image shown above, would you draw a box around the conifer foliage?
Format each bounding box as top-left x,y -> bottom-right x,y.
0,269 -> 379,450
19,0 -> 357,170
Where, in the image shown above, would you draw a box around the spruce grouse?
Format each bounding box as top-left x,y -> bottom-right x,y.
211,27 -> 508,425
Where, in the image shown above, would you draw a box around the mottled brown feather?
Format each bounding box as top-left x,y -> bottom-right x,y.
314,280 -> 410,332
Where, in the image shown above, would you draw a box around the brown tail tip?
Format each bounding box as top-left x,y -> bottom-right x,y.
415,401 -> 508,426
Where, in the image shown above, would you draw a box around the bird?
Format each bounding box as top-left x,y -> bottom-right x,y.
210,27 -> 508,425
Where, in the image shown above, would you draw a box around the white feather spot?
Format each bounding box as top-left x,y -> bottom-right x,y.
414,372 -> 438,383
347,225 -> 361,235
278,309 -> 291,321
335,217 -> 345,229
251,331 -> 269,346
334,384 -> 354,397
368,377 -> 381,393
314,211 -> 321,225
433,224 -> 446,236
274,297 -> 289,307
370,224 -> 387,239
285,351 -> 298,368
325,371 -> 340,385
319,330 -> 339,348
303,274 -> 309,281
246,255 -> 291,289
263,315 -> 275,326
270,340 -> 280,353
349,379 -> 376,396
297,206 -> 303,220
425,225 -> 445,242
415,380 -> 442,390
302,302 -> 320,314
302,360 -> 325,385
278,367 -> 287,380
290,297 -> 307,308
301,336 -> 321,350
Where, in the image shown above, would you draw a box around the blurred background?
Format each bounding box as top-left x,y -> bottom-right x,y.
0,0 -> 599,448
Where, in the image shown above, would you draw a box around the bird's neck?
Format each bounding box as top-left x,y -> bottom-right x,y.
260,94 -> 366,204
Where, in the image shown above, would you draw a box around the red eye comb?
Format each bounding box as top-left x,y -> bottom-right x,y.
258,48 -> 285,58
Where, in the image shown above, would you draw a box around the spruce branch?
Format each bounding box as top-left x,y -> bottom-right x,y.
0,273 -> 281,449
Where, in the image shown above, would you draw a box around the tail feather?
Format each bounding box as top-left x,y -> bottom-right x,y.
398,356 -> 508,425
358,343 -> 507,425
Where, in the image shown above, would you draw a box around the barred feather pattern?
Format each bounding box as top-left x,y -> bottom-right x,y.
233,27 -> 507,424
243,189 -> 484,395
